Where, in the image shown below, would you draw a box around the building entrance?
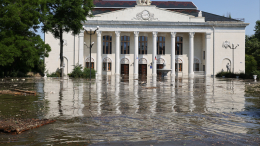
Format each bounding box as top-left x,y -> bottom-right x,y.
121,64 -> 129,75
157,64 -> 164,76
139,64 -> 147,75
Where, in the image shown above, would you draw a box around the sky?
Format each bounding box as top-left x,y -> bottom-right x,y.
36,0 -> 260,40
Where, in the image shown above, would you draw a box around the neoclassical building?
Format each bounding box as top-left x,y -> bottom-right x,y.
45,0 -> 249,77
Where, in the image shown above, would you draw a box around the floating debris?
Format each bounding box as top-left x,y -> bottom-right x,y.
0,119 -> 56,134
0,89 -> 37,96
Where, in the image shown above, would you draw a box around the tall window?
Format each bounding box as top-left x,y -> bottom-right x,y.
139,36 -> 147,54
157,36 -> 165,55
175,63 -> 183,72
103,36 -> 112,54
176,36 -> 183,55
203,51 -> 205,60
121,36 -> 130,54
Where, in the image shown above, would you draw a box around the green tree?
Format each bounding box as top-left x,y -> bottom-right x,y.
245,55 -> 257,74
0,0 -> 51,76
42,0 -> 94,77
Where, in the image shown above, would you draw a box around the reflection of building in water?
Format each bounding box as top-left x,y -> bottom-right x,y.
44,79 -> 84,118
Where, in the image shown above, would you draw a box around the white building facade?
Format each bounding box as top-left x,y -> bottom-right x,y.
45,1 -> 249,77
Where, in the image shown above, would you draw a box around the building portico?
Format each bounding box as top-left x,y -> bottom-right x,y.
45,1 -> 248,77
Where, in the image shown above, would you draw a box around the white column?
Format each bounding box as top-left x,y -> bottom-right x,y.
189,32 -> 195,77
171,32 -> 176,77
134,31 -> 139,77
115,31 -> 121,75
78,30 -> 84,67
96,31 -> 102,76
152,31 -> 158,76
205,33 -> 211,76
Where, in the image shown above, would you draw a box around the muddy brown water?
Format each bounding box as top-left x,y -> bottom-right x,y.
0,76 -> 259,145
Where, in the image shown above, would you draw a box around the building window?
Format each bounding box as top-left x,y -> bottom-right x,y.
86,62 -> 94,69
194,63 -> 199,71
139,36 -> 147,54
176,36 -> 183,55
103,35 -> 112,54
203,51 -> 205,60
175,63 -> 183,72
203,65 -> 205,71
157,36 -> 165,55
121,36 -> 130,54
103,63 -> 112,71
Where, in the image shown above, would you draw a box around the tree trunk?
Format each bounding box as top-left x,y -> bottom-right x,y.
60,28 -> 63,78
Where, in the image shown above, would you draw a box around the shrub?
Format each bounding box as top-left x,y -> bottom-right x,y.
69,64 -> 83,78
47,70 -> 60,77
82,68 -> 96,79
69,64 -> 96,79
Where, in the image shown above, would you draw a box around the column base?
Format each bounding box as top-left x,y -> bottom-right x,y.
171,73 -> 175,77
189,73 -> 194,78
152,74 -> 157,77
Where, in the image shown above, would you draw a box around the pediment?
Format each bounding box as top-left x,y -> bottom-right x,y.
91,5 -> 205,22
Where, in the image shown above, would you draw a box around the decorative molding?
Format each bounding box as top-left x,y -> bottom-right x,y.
222,40 -> 230,49
79,30 -> 84,37
157,58 -> 165,64
136,0 -> 152,6
138,58 -> 147,64
152,31 -> 158,37
120,58 -> 130,64
171,32 -> 177,38
115,31 -> 121,37
96,31 -> 102,37
103,57 -> 112,63
189,32 -> 195,38
206,33 -> 211,39
194,58 -> 200,63
132,10 -> 158,21
175,58 -> 183,63
134,31 -> 139,37
86,57 -> 95,62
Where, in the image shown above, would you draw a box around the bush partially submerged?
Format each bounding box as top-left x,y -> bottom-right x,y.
216,71 -> 260,80
69,64 -> 96,79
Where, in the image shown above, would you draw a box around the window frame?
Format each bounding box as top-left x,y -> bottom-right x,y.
86,62 -> 94,69
103,35 -> 112,54
157,36 -> 165,55
176,36 -> 183,55
121,36 -> 130,54
175,63 -> 183,72
138,36 -> 148,54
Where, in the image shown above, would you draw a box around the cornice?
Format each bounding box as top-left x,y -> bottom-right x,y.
83,20 -> 249,27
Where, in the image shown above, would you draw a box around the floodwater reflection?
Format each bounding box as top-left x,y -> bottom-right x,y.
0,76 -> 259,145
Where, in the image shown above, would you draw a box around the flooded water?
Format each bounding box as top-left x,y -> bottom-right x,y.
0,76 -> 260,145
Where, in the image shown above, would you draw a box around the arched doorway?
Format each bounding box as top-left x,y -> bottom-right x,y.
222,58 -> 231,72
157,58 -> 165,76
121,58 -> 129,75
194,58 -> 200,71
138,58 -> 147,75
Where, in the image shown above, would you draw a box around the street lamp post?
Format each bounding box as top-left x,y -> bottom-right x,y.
224,41 -> 239,73
83,26 -> 99,80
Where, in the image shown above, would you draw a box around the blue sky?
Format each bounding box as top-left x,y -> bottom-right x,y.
37,0 -> 259,40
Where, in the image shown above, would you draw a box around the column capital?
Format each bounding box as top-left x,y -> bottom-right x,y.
171,32 -> 177,38
115,31 -> 121,37
134,31 -> 139,37
152,31 -> 158,37
205,32 -> 211,39
97,31 -> 102,37
79,30 -> 84,37
189,32 -> 195,38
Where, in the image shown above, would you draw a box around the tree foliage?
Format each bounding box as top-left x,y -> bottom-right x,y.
42,0 -> 94,77
0,0 -> 51,76
246,20 -> 260,70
